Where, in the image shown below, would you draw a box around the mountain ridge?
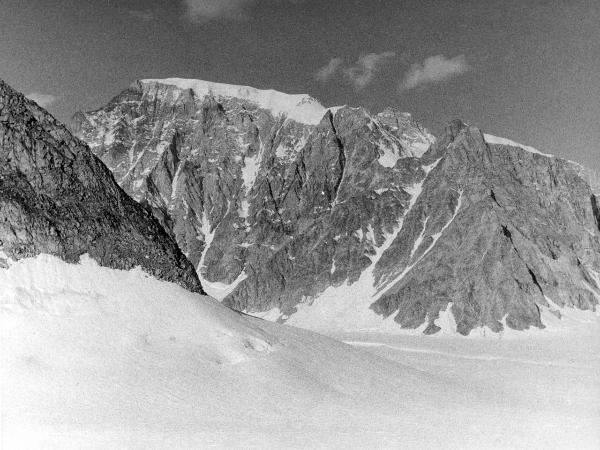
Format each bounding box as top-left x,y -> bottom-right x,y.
74,78 -> 600,335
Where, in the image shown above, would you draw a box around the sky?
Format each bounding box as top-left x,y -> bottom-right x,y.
1,0 -> 599,170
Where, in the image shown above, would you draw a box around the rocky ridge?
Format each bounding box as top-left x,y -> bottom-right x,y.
0,79 -> 203,293
74,78 -> 600,334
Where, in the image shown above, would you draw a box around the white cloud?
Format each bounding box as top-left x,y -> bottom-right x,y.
26,93 -> 58,108
182,0 -> 305,23
182,0 -> 255,22
316,52 -> 396,90
316,58 -> 343,82
400,54 -> 471,91
344,52 -> 395,90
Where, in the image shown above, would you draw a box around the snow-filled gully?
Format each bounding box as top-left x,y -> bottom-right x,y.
374,190 -> 463,301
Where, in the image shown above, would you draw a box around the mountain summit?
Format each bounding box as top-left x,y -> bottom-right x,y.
74,78 -> 600,335
140,78 -> 328,125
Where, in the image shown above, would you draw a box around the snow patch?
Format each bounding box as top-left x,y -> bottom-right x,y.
250,306 -> 284,322
423,157 -> 442,174
328,105 -> 346,115
240,153 -> 259,213
410,217 -> 429,259
377,139 -> 401,168
433,303 -> 458,335
407,141 -> 430,156
202,271 -> 248,300
484,133 -> 553,157
197,209 -> 215,279
103,128 -> 116,146
239,137 -> 266,220
170,164 -> 183,200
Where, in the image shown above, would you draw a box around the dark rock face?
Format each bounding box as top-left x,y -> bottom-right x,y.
75,78 -> 600,334
371,125 -> 600,334
0,79 -> 204,294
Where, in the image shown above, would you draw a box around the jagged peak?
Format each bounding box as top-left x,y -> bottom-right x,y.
1,78 -> 48,117
0,78 -> 18,98
443,119 -> 469,142
436,117 -> 552,158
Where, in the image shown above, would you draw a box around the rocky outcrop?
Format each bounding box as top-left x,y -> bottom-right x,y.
74,78 -> 600,334
0,79 -> 203,293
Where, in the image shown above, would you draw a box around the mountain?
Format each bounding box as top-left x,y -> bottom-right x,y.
3,78 -> 597,449
0,79 -> 203,293
0,78 -> 439,448
74,78 -> 600,335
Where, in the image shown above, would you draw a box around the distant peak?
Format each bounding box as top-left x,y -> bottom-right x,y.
138,78 -> 327,125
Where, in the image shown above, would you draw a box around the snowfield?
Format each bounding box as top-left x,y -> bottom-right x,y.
1,255 -> 599,449
141,78 -> 327,125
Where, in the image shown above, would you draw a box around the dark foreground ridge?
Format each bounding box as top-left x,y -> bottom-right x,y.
0,79 -> 204,294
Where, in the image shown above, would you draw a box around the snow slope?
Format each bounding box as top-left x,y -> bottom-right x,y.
2,254 -> 598,449
141,78 -> 327,125
0,254 -> 446,449
483,133 -> 554,157
339,323 -> 600,450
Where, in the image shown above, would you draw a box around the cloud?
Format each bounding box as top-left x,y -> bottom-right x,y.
400,54 -> 471,91
128,10 -> 155,21
26,93 -> 58,108
182,0 -> 305,23
183,0 -> 305,23
183,0 -> 256,23
316,52 -> 396,90
316,58 -> 343,82
344,52 -> 395,90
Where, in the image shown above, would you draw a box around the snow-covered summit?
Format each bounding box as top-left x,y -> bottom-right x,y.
140,77 -> 327,125
483,133 -> 553,157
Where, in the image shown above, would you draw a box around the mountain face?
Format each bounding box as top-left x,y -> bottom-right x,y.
0,79 -> 203,293
74,78 -> 600,335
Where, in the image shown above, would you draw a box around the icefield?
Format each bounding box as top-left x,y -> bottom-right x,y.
1,255 -> 598,449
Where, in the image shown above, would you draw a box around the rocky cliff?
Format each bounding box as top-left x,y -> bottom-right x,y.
0,79 -> 203,293
74,78 -> 600,334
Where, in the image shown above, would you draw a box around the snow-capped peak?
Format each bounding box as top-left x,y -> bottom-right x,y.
483,133 -> 553,157
140,78 -> 327,125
